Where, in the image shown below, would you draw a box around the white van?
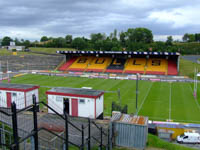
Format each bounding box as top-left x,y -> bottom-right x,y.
177,132 -> 200,144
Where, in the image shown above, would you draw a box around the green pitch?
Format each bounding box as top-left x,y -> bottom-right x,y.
6,74 -> 200,123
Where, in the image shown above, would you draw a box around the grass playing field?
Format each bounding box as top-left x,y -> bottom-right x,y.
5,74 -> 200,123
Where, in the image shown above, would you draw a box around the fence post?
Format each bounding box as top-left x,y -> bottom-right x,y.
107,128 -> 110,150
2,123 -> 6,150
32,95 -> 38,150
11,102 -> 19,150
88,118 -> 90,150
63,100 -> 69,150
100,127 -> 103,150
81,125 -> 84,150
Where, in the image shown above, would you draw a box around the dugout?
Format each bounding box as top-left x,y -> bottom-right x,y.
0,83 -> 39,109
46,87 -> 104,119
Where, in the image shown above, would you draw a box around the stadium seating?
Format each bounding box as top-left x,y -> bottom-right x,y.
105,58 -> 126,73
59,57 -> 77,71
0,55 -> 64,72
58,55 -> 179,76
86,57 -> 112,72
124,58 -> 146,74
146,58 -> 167,75
168,60 -> 178,75
68,56 -> 94,71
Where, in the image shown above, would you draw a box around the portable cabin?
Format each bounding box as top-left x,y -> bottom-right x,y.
110,111 -> 148,149
46,87 -> 104,119
0,83 -> 39,109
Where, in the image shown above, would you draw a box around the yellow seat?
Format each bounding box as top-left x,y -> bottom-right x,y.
146,58 -> 167,75
86,57 -> 112,72
124,58 -> 146,74
68,56 -> 94,71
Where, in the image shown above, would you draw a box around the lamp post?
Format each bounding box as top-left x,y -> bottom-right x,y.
136,73 -> 139,115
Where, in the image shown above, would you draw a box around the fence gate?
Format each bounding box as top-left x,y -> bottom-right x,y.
0,95 -> 112,150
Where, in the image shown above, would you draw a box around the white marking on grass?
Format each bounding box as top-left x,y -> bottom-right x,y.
149,116 -> 200,123
188,83 -> 200,111
169,83 -> 172,120
137,82 -> 153,114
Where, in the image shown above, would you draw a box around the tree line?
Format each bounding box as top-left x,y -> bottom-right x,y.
1,28 -> 200,54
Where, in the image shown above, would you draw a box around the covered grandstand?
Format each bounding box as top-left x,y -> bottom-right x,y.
57,51 -> 180,76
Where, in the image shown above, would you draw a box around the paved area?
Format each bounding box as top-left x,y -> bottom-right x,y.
173,142 -> 200,150
0,108 -> 109,149
181,55 -> 200,63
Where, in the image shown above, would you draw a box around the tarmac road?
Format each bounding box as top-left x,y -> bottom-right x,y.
173,141 -> 200,149
181,55 -> 200,63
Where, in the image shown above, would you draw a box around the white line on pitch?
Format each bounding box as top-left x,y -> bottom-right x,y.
169,83 -> 172,120
189,83 -> 200,111
137,82 -> 153,114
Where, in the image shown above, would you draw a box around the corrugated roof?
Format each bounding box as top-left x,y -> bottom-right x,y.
0,83 -> 37,90
111,111 -> 148,125
57,51 -> 180,56
47,87 -> 103,97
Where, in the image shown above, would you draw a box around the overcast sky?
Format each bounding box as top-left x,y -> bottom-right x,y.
0,0 -> 199,41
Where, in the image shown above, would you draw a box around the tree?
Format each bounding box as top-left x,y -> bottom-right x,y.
195,33 -> 200,42
196,34 -> 200,42
90,33 -> 106,43
126,28 -> 153,43
14,38 -> 21,46
102,39 -> 113,51
151,41 -> 167,52
52,37 -> 66,48
119,31 -> 126,46
40,36 -> 48,42
188,34 -> 195,42
71,37 -> 87,50
94,40 -> 104,50
182,33 -> 195,42
23,40 -> 31,48
183,33 -> 189,42
1,36 -> 12,46
65,35 -> 72,44
166,36 -> 173,46
126,28 -> 135,42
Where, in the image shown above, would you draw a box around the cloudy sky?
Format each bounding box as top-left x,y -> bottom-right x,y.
0,0 -> 199,41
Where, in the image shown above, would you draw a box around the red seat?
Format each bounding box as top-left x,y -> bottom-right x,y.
59,57 -> 77,71
86,69 -> 103,72
146,71 -> 165,75
105,69 -> 123,73
168,60 -> 178,75
68,68 -> 85,71
124,70 -> 144,74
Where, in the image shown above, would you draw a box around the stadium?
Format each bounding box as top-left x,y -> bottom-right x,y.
0,49 -> 200,150
57,50 -> 179,75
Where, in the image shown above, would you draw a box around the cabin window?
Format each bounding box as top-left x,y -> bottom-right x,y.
183,136 -> 188,139
56,96 -> 62,102
79,99 -> 85,104
12,93 -> 17,97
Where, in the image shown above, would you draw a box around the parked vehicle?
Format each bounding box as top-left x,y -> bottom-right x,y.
177,132 -> 200,144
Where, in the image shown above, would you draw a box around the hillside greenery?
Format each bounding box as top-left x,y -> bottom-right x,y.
1,28 -> 200,54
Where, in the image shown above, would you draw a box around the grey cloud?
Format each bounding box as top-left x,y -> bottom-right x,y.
0,0 -> 199,40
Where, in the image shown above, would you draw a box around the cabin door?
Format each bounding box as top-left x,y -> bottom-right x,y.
71,98 -> 78,117
6,92 -> 12,108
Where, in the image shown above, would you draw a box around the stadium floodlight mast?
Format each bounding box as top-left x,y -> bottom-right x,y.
7,60 -> 10,83
194,67 -> 199,99
0,61 -> 2,81
136,73 -> 140,115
